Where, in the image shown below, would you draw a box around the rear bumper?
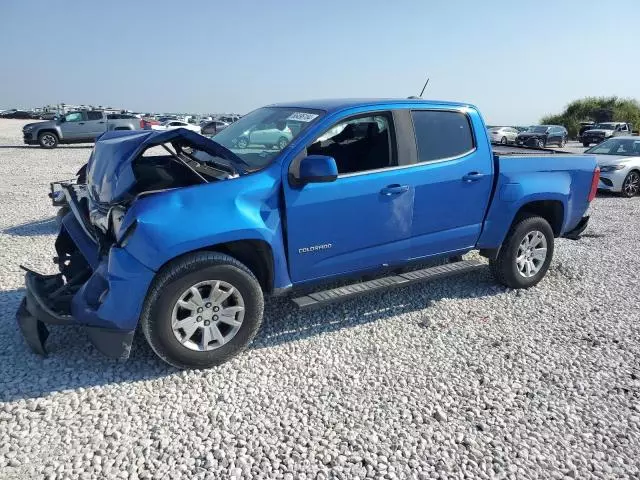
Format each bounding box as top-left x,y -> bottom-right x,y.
562,215 -> 590,240
15,212 -> 155,359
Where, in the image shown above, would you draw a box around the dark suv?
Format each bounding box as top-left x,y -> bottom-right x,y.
515,125 -> 568,148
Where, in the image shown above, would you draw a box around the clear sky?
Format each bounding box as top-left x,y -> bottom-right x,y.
1,0 -> 638,124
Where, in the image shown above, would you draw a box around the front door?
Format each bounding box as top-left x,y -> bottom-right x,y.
59,112 -> 86,140
283,111 -> 413,283
408,109 -> 493,259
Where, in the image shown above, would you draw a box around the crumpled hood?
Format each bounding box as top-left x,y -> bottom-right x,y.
86,128 -> 242,205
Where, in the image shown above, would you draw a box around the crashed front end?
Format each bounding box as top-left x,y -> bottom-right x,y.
17,184 -> 155,358
16,128 -> 240,359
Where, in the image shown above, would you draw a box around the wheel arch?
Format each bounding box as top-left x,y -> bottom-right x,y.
37,128 -> 59,139
154,239 -> 275,293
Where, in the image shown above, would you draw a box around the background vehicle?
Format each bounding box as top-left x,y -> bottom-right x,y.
234,121 -> 293,149
488,126 -> 519,144
515,125 -> 568,148
581,122 -> 633,147
577,121 -> 595,141
201,120 -> 229,136
586,137 -> 640,197
2,110 -> 35,119
22,110 -> 142,148
151,120 -> 202,133
17,99 -> 597,370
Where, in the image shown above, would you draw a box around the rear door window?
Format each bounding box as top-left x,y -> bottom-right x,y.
87,111 -> 103,121
411,110 -> 474,163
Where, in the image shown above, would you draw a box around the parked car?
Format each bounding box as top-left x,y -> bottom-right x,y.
586,137 -> 640,197
36,112 -> 59,120
151,120 -> 202,133
22,111 -> 142,148
16,98 -> 598,369
2,110 -> 36,119
515,125 -> 568,148
581,122 -> 633,147
201,120 -> 229,136
234,121 -> 293,149
577,121 -> 595,141
488,126 -> 519,145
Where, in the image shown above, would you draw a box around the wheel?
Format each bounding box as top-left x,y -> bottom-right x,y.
38,132 -> 58,149
277,137 -> 289,150
236,137 -> 249,148
582,142 -> 590,147
536,138 -> 546,149
559,137 -> 566,148
489,215 -> 554,289
500,136 -> 507,145
141,251 -> 264,369
621,170 -> 640,198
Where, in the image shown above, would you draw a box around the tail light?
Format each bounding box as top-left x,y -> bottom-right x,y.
140,119 -> 145,129
588,167 -> 600,202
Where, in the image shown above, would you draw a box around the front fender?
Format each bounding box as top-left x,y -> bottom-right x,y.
121,164 -> 291,289
477,171 -> 570,249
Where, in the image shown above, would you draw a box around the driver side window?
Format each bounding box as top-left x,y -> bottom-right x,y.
65,112 -> 83,122
307,113 -> 394,175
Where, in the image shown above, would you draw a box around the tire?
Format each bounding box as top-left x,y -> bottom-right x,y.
582,142 -> 590,147
489,215 -> 554,289
621,170 -> 640,198
140,251 -> 264,369
277,137 -> 289,150
500,136 -> 507,145
38,132 -> 58,149
559,137 -> 566,148
236,137 -> 249,148
536,138 -> 546,149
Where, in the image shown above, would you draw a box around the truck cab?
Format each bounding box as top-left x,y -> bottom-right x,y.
16,99 -> 599,369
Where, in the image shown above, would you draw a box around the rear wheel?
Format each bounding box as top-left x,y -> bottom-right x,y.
141,252 -> 264,369
278,136 -> 289,150
236,137 -> 249,148
621,170 -> 640,198
490,216 -> 554,289
38,132 -> 58,149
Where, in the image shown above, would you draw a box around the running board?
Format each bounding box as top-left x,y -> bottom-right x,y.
292,259 -> 485,309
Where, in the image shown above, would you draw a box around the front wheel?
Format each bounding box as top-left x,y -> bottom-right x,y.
582,141 -> 590,147
141,252 -> 264,369
536,138 -> 546,149
559,137 -> 566,148
38,132 -> 58,149
236,137 -> 249,148
490,216 -> 554,289
500,136 -> 507,145
277,136 -> 289,150
621,170 -> 640,198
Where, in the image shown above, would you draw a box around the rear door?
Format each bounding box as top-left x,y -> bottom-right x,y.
407,109 -> 494,259
283,110 -> 415,283
85,111 -> 106,139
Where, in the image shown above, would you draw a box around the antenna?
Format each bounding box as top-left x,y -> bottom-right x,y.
407,77 -> 430,99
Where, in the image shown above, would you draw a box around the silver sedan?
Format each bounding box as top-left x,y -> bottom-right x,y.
488,126 -> 519,145
586,137 -> 640,197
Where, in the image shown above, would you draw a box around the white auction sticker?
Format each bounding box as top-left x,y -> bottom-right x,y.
287,112 -> 319,122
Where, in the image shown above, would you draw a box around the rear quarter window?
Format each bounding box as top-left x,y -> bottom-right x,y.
411,110 -> 474,163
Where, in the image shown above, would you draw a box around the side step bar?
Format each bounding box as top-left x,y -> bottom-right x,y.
292,259 -> 485,309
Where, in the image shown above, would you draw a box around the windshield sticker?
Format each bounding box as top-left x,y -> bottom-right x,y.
287,112 -> 319,122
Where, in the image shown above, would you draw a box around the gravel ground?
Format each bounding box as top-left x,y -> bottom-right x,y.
1,118 -> 639,479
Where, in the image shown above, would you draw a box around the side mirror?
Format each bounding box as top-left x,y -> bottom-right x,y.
292,155 -> 338,186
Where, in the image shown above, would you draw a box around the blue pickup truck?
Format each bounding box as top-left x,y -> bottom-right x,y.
17,99 -> 599,369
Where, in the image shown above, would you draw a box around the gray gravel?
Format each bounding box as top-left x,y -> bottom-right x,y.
1,118 -> 640,479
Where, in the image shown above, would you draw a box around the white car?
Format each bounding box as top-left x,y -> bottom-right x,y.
152,120 -> 202,134
586,137 -> 640,197
487,126 -> 519,145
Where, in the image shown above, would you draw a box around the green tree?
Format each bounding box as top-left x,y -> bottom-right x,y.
541,96 -> 640,138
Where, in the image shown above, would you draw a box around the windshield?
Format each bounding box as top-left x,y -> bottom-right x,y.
586,138 -> 640,156
526,126 -> 549,133
207,107 -> 324,170
594,123 -> 617,130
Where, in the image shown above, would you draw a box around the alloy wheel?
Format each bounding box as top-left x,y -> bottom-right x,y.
171,280 -> 245,352
516,230 -> 547,278
623,172 -> 640,197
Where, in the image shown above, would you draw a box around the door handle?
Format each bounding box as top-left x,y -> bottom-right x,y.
78,122 -> 85,125
462,172 -> 485,182
380,184 -> 409,196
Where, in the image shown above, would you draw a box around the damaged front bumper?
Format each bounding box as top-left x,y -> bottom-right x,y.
16,206 -> 155,360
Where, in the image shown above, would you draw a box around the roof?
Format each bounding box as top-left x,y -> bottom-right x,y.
268,98 -> 476,114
